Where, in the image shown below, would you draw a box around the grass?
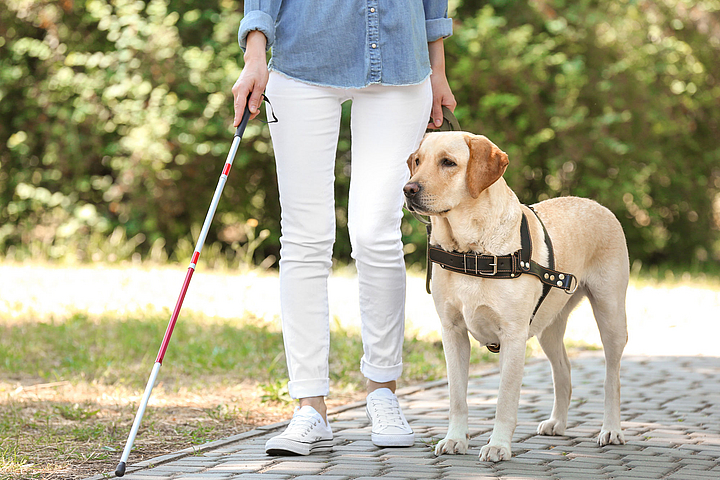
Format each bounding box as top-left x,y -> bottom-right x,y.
0,308 -> 497,479
1,312 -> 286,389
0,311 -> 495,391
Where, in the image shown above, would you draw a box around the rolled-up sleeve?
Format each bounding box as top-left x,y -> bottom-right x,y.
238,1 -> 282,51
423,1 -> 453,42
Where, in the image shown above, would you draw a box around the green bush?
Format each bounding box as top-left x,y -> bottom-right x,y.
1,0 -> 718,272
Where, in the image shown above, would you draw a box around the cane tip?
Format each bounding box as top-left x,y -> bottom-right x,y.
115,461 -> 126,477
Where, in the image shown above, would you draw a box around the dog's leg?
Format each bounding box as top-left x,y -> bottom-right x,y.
435,321 -> 471,455
480,336 -> 527,462
536,301 -> 576,436
587,287 -> 628,446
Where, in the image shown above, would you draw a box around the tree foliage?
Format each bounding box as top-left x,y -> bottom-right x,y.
1,0 -> 719,271
1,0 -> 279,265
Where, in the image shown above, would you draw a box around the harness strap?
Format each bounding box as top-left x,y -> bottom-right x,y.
428,246 -> 521,279
527,206 -> 554,322
427,212 -> 576,293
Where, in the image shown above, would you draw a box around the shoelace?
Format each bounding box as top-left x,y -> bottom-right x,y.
369,397 -> 404,428
285,412 -> 321,437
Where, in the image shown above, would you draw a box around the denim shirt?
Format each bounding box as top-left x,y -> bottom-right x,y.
239,1 -> 453,88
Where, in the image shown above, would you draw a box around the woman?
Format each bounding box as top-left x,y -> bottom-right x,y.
232,0 -> 456,456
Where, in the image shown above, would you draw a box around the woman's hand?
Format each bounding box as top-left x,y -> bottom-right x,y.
232,30 -> 269,126
427,38 -> 456,129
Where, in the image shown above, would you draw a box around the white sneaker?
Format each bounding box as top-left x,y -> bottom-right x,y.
265,405 -> 333,456
366,388 -> 415,447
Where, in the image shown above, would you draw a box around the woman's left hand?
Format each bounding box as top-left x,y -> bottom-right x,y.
427,38 -> 456,129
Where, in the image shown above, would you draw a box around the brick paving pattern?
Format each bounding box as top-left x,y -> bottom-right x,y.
93,354 -> 720,479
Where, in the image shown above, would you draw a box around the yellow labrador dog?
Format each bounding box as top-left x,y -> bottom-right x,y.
403,132 -> 628,462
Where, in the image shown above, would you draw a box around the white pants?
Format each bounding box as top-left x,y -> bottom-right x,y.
266,72 -> 432,399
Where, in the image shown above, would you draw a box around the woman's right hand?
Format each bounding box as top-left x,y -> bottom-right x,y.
232,30 -> 269,126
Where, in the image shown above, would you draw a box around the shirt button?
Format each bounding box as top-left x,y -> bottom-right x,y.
370,7 -> 375,12
371,43 -> 377,48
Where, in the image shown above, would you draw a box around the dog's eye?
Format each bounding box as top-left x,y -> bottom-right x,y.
441,158 -> 457,167
415,158 -> 420,166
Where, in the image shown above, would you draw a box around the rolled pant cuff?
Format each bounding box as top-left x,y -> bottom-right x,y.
361,356 -> 403,384
288,378 -> 330,400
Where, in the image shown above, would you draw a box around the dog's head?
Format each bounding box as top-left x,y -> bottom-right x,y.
403,132 -> 509,215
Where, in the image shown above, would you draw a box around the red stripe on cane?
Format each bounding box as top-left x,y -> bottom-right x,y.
191,251 -> 200,265
156,266 -> 194,364
222,163 -> 231,176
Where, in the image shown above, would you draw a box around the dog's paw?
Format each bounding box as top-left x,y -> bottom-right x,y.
598,428 -> 625,446
435,436 -> 469,456
537,418 -> 566,436
479,443 -> 511,462
434,435 -> 469,456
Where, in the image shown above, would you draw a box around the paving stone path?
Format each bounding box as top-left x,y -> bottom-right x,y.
92,353 -> 720,480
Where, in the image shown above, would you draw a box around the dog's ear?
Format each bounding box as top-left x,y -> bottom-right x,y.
466,135 -> 509,198
407,152 -> 418,176
407,134 -> 429,176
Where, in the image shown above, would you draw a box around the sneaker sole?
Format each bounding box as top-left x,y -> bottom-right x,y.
371,432 -> 415,447
265,438 -> 333,456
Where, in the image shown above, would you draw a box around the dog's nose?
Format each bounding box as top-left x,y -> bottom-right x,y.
403,182 -> 420,198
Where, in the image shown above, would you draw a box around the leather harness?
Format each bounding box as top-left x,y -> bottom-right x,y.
418,207 -> 578,353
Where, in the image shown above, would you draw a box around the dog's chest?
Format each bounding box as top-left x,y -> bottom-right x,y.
432,268 -> 504,341
432,266 -> 539,344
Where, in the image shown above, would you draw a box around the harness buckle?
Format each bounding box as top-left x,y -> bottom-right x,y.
463,253 -> 497,276
479,255 -> 498,276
